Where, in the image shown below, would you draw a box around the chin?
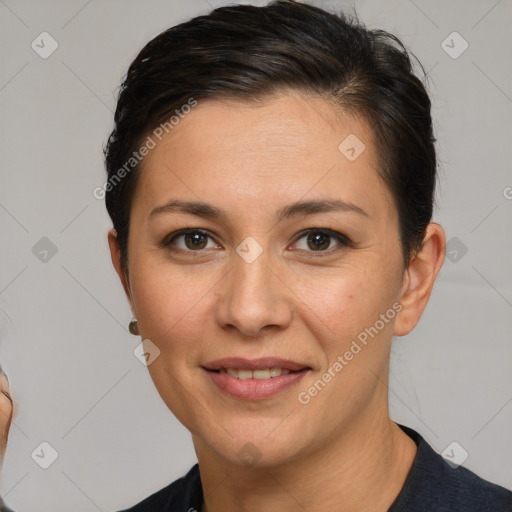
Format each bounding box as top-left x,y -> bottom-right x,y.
222,442 -> 300,469
201,422 -> 308,469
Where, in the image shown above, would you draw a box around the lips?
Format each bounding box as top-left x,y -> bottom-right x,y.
202,357 -> 311,372
204,363 -> 311,400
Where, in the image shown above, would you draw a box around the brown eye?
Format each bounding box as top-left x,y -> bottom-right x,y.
306,231 -> 331,251
163,229 -> 218,251
183,231 -> 209,250
293,229 -> 352,253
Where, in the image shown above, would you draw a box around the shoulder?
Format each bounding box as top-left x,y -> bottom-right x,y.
116,464 -> 202,512
390,425 -> 512,512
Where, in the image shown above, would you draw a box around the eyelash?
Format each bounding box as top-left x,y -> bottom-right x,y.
161,228 -> 353,256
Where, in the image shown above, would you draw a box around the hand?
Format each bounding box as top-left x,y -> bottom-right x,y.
0,365 -> 15,511
0,365 -> 13,467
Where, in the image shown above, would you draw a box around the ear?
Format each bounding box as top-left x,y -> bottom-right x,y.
394,223 -> 446,336
107,228 -> 134,310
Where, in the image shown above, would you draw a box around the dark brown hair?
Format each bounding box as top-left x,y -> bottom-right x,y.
104,0 -> 436,271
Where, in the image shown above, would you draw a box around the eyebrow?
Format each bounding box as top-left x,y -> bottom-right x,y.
149,198 -> 368,221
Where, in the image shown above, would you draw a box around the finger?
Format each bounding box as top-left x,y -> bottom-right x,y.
0,368 -> 14,446
0,367 -> 12,407
0,370 -> 12,406
0,388 -> 12,407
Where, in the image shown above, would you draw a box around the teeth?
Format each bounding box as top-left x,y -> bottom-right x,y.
238,369 -> 253,380
253,369 -> 270,379
219,368 -> 291,379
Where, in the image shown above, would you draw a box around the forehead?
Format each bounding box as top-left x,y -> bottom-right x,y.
133,91 -> 394,220
149,91 -> 371,162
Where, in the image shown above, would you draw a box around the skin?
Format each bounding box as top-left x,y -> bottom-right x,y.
0,370 -> 13,472
108,90 -> 445,512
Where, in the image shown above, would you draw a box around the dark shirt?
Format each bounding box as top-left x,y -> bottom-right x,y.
117,425 -> 512,512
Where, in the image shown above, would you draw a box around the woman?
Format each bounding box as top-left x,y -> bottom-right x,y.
103,1 -> 512,510
2,1 -> 511,511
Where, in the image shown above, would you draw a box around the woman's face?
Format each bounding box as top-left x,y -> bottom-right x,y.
115,91 -> 410,467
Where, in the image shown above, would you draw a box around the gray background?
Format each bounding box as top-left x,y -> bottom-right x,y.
0,0 -> 511,510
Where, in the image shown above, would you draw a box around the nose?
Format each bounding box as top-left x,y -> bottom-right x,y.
214,246 -> 293,337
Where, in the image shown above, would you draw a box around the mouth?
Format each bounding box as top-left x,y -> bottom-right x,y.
203,356 -> 312,373
205,367 -> 308,380
202,357 -> 312,400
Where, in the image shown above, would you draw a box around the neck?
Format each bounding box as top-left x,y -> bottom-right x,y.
194,400 -> 417,512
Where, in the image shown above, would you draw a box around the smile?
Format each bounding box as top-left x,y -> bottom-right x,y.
218,368 -> 291,379
204,367 -> 310,400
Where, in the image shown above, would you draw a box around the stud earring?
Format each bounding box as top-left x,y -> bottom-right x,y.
129,318 -> 139,335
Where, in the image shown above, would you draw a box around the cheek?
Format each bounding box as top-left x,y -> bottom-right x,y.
289,266 -> 400,437
129,259 -> 216,355
128,262 -> 218,427
292,258 -> 400,349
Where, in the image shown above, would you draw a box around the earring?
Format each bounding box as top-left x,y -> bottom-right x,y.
129,318 -> 139,335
